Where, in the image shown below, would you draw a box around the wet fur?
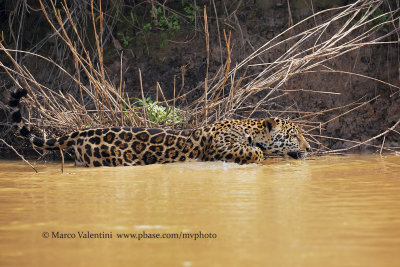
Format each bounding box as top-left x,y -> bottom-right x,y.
9,88 -> 310,167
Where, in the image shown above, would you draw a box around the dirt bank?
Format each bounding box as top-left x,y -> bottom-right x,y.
0,0 -> 399,159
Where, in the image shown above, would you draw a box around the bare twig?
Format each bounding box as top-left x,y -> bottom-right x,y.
59,147 -> 64,173
322,118 -> 400,154
0,139 -> 38,173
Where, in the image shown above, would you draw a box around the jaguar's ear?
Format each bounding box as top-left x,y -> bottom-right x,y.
264,118 -> 277,132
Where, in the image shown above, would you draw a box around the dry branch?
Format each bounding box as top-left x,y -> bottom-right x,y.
0,139 -> 38,173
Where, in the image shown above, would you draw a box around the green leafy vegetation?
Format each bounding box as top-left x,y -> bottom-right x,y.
183,0 -> 202,22
124,97 -> 183,126
367,8 -> 389,32
117,32 -> 134,46
150,7 -> 180,31
113,1 -> 200,49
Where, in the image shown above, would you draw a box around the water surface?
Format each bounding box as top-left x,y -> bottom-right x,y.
0,155 -> 399,266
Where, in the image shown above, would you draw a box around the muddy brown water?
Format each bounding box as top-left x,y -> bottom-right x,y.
0,154 -> 399,266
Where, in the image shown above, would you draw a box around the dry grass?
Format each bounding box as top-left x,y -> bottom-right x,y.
1,0 -> 399,156
185,0 -> 400,154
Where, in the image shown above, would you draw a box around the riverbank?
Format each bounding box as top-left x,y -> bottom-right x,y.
0,0 -> 399,159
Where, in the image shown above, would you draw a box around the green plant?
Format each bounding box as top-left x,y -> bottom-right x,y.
117,32 -> 133,46
150,7 -> 181,31
159,32 -> 169,48
138,2 -> 200,48
183,1 -> 201,22
130,11 -> 135,25
114,8 -> 124,23
123,97 -> 183,125
143,23 -> 152,31
367,8 -> 389,32
147,102 -> 183,125
170,13 -> 181,30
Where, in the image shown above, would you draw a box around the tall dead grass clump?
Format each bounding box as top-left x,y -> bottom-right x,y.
1,0 -> 144,135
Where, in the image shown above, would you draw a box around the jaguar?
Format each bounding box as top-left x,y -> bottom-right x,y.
9,88 -> 310,167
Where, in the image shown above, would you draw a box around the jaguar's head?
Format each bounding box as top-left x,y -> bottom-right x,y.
255,118 -> 311,159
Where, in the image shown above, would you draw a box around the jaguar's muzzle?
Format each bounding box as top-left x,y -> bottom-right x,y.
286,151 -> 306,159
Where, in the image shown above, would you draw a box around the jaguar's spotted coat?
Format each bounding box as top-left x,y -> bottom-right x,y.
9,89 -> 310,167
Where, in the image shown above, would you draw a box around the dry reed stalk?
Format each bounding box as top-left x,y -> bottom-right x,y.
306,95 -> 380,132
59,147 -> 64,174
308,134 -> 399,153
176,65 -> 186,101
156,82 -> 170,109
172,76 -> 176,130
138,68 -> 149,127
203,6 -> 209,126
211,0 -> 223,65
119,52 -> 124,126
380,135 -> 386,155
320,118 -> 400,154
212,29 -> 231,103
